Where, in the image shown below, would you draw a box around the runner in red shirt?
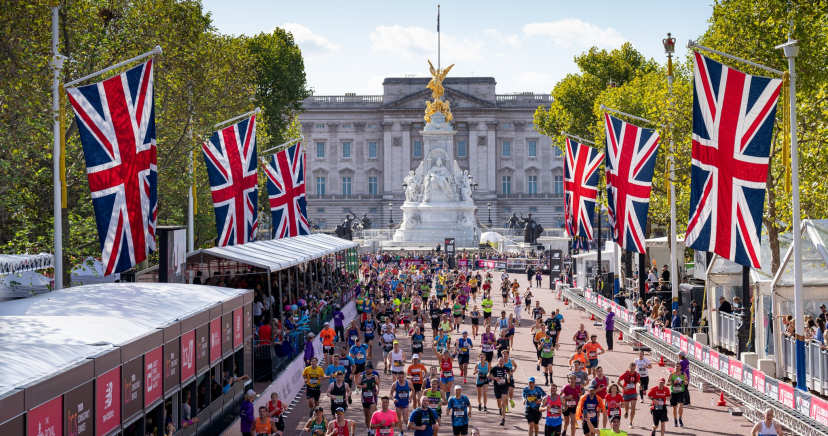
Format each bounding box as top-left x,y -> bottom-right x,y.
603,384 -> 624,429
617,362 -> 641,428
560,374 -> 582,436
648,378 -> 671,436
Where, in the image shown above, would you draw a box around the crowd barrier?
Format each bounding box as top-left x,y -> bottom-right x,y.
565,287 -> 828,436
780,335 -> 828,396
716,311 -> 741,355
222,301 -> 359,436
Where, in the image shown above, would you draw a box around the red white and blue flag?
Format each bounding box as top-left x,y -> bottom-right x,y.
604,113 -> 660,253
564,138 -> 604,241
263,142 -> 309,239
684,52 -> 782,267
66,60 -> 157,276
202,115 -> 259,247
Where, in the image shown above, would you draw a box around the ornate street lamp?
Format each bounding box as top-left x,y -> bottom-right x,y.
487,202 -> 492,228
388,202 -> 394,228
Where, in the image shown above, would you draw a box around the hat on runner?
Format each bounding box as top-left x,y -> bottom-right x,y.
587,385 -> 596,391
413,354 -> 420,359
324,321 -> 329,325
658,377 -> 666,382
246,389 -> 256,397
528,377 -> 536,383
335,407 -> 346,414
393,340 -> 399,344
462,331 -> 468,335
679,351 -> 686,357
454,386 -> 462,391
610,415 -> 621,422
366,361 -> 374,368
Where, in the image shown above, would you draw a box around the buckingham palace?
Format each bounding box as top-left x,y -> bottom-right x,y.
297,76 -> 566,231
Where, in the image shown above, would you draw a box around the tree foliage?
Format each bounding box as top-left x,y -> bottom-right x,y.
0,0 -> 309,276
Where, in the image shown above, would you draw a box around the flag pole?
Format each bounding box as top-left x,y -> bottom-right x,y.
561,131 -> 595,146
51,1 -> 66,290
213,107 -> 261,129
664,33 -> 679,312
600,104 -> 657,126
262,136 -> 305,155
64,46 -> 162,88
437,5 -> 441,71
776,36 -> 805,390
687,40 -> 784,76
187,107 -> 195,253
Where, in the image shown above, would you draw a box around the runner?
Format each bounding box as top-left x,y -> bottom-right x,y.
589,367 -> 610,401
411,327 -> 426,357
668,363 -> 687,427
523,377 -> 546,436
359,362 -> 381,429
602,384 -> 624,430
633,351 -> 652,403
303,357 -> 326,416
481,325 -> 496,363
582,335 -> 606,377
472,353 -> 489,411
617,363 -> 641,428
503,349 -> 519,410
446,386 -> 472,436
320,322 -> 337,366
489,356 -> 512,426
434,346 -> 455,394
388,341 -> 407,376
253,405 -> 277,436
524,288 -> 533,314
481,294 -> 494,327
750,408 -> 783,436
350,338 -> 370,377
408,397 -> 441,436
569,346 -> 588,373
430,299 -> 443,338
454,331 -> 474,383
647,378 -> 671,436
532,320 -> 546,365
575,386 -> 605,436
586,416 -> 628,436
469,306 -> 480,338
327,372 -> 352,418
567,360 -> 589,389
347,321 -> 361,348
390,372 -> 414,431
561,374 -> 582,436
572,324 -> 589,348
538,331 -> 559,385
325,354 -> 347,385
452,299 -> 464,333
424,378 -> 446,422
327,408 -> 357,436
362,313 -> 377,359
380,326 -> 396,373
532,302 -> 546,323
513,290 -> 523,323
304,407 -> 328,436
266,392 -> 287,435
539,382 -> 563,436
407,354 -> 428,405
370,396 -> 401,436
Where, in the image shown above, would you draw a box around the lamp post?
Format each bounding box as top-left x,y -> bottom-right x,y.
388,202 -> 394,229
487,202 -> 492,228
663,32 -> 679,312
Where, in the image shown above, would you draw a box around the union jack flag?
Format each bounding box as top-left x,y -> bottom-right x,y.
66,60 -> 157,276
684,52 -> 782,267
263,142 -> 309,239
604,113 -> 660,253
564,138 -> 604,241
202,115 -> 259,246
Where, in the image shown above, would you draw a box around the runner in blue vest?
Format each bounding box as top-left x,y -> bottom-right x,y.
446,386 -> 472,436
522,377 -> 546,436
390,372 -> 414,431
454,331 -> 474,383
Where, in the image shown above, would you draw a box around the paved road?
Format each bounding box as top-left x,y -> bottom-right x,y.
278,271 -> 754,436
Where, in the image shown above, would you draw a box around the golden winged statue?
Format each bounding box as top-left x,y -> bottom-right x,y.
427,60 -> 454,100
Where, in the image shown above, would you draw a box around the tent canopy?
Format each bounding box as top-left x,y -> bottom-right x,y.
0,253 -> 53,274
480,232 -> 503,244
774,219 -> 828,287
708,230 -> 791,285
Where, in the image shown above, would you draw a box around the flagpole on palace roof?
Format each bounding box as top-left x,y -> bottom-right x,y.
51,1 -> 66,290
664,33 -> 679,313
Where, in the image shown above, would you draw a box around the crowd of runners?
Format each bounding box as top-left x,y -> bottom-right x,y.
254,258 -> 706,436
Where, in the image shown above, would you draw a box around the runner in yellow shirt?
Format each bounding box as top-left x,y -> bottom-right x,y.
302,357 -> 326,416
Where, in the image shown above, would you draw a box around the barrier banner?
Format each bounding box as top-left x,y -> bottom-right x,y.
765,377 -> 779,402
742,365 -> 754,388
672,331 -> 681,349
719,355 -> 730,375
709,349 -> 719,368
811,396 -> 828,425
796,390 -> 812,417
458,259 -> 469,267
778,382 -> 795,409
679,334 -> 689,353
753,368 -> 766,393
694,341 -> 703,361
728,359 -> 743,381
401,259 -> 424,266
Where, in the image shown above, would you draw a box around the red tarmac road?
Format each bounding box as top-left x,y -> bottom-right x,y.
277,271 -> 754,436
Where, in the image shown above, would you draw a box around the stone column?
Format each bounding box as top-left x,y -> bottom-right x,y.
382,121 -> 394,196
486,121 -> 498,195
468,121 -> 478,188
354,123 -> 366,194
514,121 -> 526,192
327,123 -> 339,194
400,121 -> 412,191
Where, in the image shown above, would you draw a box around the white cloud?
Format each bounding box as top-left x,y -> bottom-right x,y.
515,72 -> 556,93
369,25 -> 485,61
280,23 -> 341,58
522,19 -> 627,48
484,29 -> 522,50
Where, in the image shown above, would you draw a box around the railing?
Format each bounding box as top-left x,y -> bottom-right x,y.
495,193 -> 564,199
716,311 -> 741,355
780,335 -> 828,395
307,95 -> 384,104
489,227 -> 567,238
563,286 -> 828,436
495,94 -> 552,102
307,194 -> 384,200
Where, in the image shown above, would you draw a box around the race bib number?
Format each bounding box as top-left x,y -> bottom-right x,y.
654,399 -> 664,410
429,402 -> 438,409
443,371 -> 452,378
380,428 -> 391,436
548,407 -> 561,416
566,400 -> 577,407
363,391 -> 374,399
357,353 -> 365,360
626,382 -> 635,389
351,335 -> 358,342
609,409 -> 620,417
587,411 -> 597,419
588,351 -> 597,359
334,395 -> 344,403
527,396 -> 537,402
393,361 -> 403,367
398,391 -> 408,399
412,374 -> 421,382
453,410 -> 466,418
309,377 -> 318,385
460,347 -> 468,353
543,347 -> 552,353
497,378 -> 505,384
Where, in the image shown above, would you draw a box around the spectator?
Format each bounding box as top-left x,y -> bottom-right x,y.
671,309 -> 682,330
239,390 -> 256,436
819,304 -> 828,323
604,308 -> 615,351
713,296 -> 733,314
732,296 -> 743,313
688,300 -> 702,331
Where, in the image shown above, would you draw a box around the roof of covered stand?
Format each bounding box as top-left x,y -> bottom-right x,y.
774,219 -> 828,286
0,283 -> 247,397
0,253 -> 54,274
185,233 -> 358,272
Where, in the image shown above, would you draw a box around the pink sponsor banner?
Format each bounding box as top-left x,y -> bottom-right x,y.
753,369 -> 766,393
680,334 -> 689,353
728,359 -> 743,381
233,307 -> 243,348
180,329 -> 196,382
663,328 -> 672,345
144,346 -> 163,407
709,350 -> 720,370
778,382 -> 796,409
457,259 -> 469,267
811,396 -> 828,425
210,317 -> 221,363
400,259 -> 424,266
28,396 -> 63,436
694,341 -> 703,360
96,367 -> 121,436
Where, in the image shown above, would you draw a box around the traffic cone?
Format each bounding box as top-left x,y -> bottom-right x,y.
590,313 -> 595,321
565,299 -> 569,306
717,392 -> 727,406
658,356 -> 665,367
618,331 -> 623,341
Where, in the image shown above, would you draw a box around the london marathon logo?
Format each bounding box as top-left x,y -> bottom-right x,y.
124,373 -> 142,403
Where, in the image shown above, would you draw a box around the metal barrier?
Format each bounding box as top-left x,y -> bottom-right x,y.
780,335 -> 828,395
563,286 -> 828,436
716,311 -> 740,355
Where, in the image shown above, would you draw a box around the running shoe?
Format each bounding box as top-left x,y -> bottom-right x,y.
673,419 -> 678,427
484,406 -> 488,411
463,378 -> 467,383
679,418 -> 684,427
478,404 -> 482,411
624,411 -> 628,418
510,399 -> 515,408
500,419 -> 505,426
537,365 -> 540,371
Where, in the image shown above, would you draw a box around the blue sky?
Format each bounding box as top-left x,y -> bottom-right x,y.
202,0 -> 714,95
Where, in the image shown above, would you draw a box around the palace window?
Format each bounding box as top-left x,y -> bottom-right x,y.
368,124 -> 378,129
554,175 -> 564,194
342,177 -> 352,196
368,177 -> 378,195
342,142 -> 351,158
502,176 -> 512,194
554,147 -> 563,157
316,177 -> 326,195
528,140 -> 537,157
502,123 -> 511,128
341,124 -> 352,129
368,142 -> 378,158
530,207 -> 538,212
316,208 -> 325,213
413,141 -> 423,158
316,142 -> 325,158
528,175 -> 538,194
502,141 -> 511,157
457,141 -> 467,158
